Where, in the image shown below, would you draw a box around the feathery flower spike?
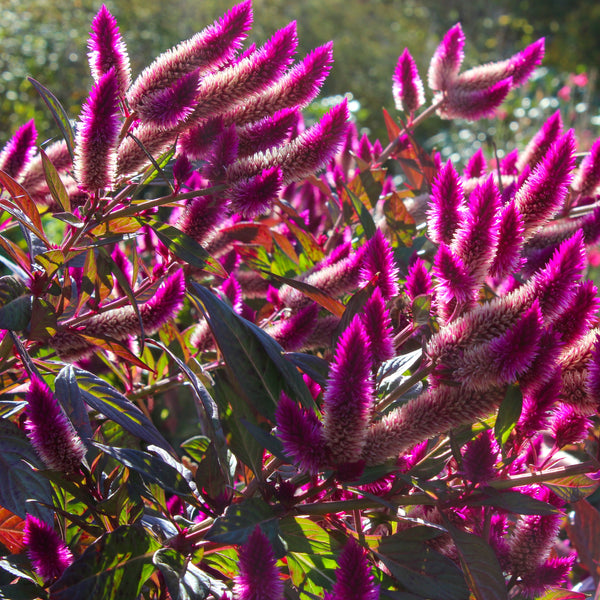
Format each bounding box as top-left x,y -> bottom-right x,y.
428,23 -> 465,92
267,303 -> 319,351
509,38 -> 545,86
127,1 -> 252,110
361,287 -> 394,364
573,136 -> 600,198
322,315 -> 374,464
23,515 -> 74,582
359,229 -> 400,300
586,334 -> 600,401
178,193 -> 227,246
517,110 -> 563,171
229,165 -> 283,218
233,526 -> 284,600
74,68 -> 120,193
518,555 -> 575,600
0,119 -> 37,180
514,130 -> 576,238
393,48 -> 425,115
203,124 -> 239,183
88,5 -> 131,96
550,403 -> 591,448
275,392 -> 326,473
460,429 -> 499,484
236,108 -> 298,157
552,280 -> 599,347
517,371 -> 562,438
488,201 -> 524,280
427,160 -> 465,245
463,147 -> 486,179
325,538 -> 379,600
432,243 -> 476,305
405,257 -> 432,300
25,376 -> 86,473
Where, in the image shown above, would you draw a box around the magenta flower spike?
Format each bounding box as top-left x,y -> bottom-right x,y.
586,334 -> 600,401
177,118 -> 224,161
229,165 -> 283,218
226,100 -> 349,186
517,110 -> 563,171
357,133 -> 374,163
463,148 -> 486,179
322,315 -> 374,464
0,119 -> 37,180
432,243 -> 476,305
517,370 -> 562,438
178,193 -> 227,246
275,392 -> 327,473
74,68 -> 120,193
25,376 -> 86,473
518,555 -> 575,600
405,257 -> 433,300
236,108 -> 299,158
488,201 -> 524,280
500,148 -> 519,176
451,175 -> 500,284
393,48 -> 425,115
139,269 -> 186,332
510,38 -> 545,86
460,429 -> 499,484
573,137 -> 600,198
359,229 -> 400,300
135,70 -> 200,128
438,77 -> 513,121
267,303 -> 319,351
553,280 -> 599,347
127,0 -> 252,111
427,160 -> 465,245
88,5 -> 131,96
550,403 -> 591,448
233,526 -> 284,600
203,124 -> 239,183
187,22 -> 298,122
514,130 -> 576,239
361,287 -> 394,364
427,23 -> 465,92
326,538 -> 379,600
220,42 -> 333,128
23,515 -> 74,582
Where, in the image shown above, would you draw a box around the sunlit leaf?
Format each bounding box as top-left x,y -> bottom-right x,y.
0,170 -> 46,239
0,507 -> 25,554
546,474 -> 600,503
494,385 -> 522,447
40,146 -> 70,212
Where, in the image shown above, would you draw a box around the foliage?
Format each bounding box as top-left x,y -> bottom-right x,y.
0,3 -> 599,600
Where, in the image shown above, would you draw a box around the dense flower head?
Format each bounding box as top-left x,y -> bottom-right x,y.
359,229 -> 400,300
326,538 -> 379,600
550,403 -> 592,448
432,243 -> 476,305
361,287 -> 395,363
405,257 -> 433,300
88,4 -> 131,95
552,280 -> 599,347
236,108 -> 299,158
427,160 -> 465,245
463,147 -> 486,179
393,48 -> 425,114
488,201 -> 525,280
518,555 -> 575,600
517,110 -> 563,171
573,136 -> 600,198
460,429 -> 498,484
25,376 -> 86,473
229,165 -> 283,218
23,515 -> 74,582
0,119 -> 37,180
267,303 -> 319,351
233,526 -> 284,600
518,370 -> 562,437
428,23 -> 465,92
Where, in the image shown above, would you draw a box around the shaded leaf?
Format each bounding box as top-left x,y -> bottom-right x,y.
494,385 -> 522,447
284,352 -> 329,387
564,498 -> 600,584
28,298 -> 57,341
153,548 -> 212,600
0,295 -> 31,331
49,525 -> 159,600
468,490 -> 560,515
74,368 -> 172,453
55,366 -> 93,442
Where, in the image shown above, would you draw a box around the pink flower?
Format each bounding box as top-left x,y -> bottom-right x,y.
326,538 -> 379,600
74,68 -> 121,192
518,555 -> 575,599
88,5 -> 131,95
359,229 -> 400,300
393,48 -> 425,114
361,287 -> 394,363
428,24 -> 465,92
23,515 -> 74,582
234,526 -> 284,600
405,257 -> 432,300
267,303 -> 319,352
460,429 -> 498,484
0,119 -> 37,180
427,160 -> 465,245
463,148 -> 486,179
25,377 -> 86,473
432,243 -> 476,305
550,403 -> 591,447
552,280 -> 599,346
236,108 -> 299,158
517,111 -> 563,171
488,201 -> 524,280
572,72 -> 588,87
229,165 -> 283,218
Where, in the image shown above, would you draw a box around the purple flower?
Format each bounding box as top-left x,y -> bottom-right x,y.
573,136 -> 600,197
550,403 -> 591,447
74,68 -> 121,192
275,392 -> 326,474
229,165 -> 283,218
127,1 -> 252,111
405,257 -> 432,300
0,119 -> 37,180
88,5 -> 131,95
135,70 -> 200,128
553,280 -> 599,346
393,49 -> 425,114
517,110 -> 563,172
518,555 -> 575,600
203,124 -> 239,183
488,201 -> 524,280
360,229 -> 400,300
267,303 -> 319,351
233,526 -> 284,600
432,243 -> 476,305
25,377 -> 86,473
427,24 -> 465,92
460,430 -> 498,484
586,334 -> 600,401
178,189 -> 227,246
236,108 -> 299,158
451,175 -> 500,284
500,148 -> 519,175
518,371 -> 562,438
427,160 -> 465,245
326,538 -> 379,600
510,38 -> 545,86
361,287 -> 394,363
139,269 -> 186,332
514,130 -> 575,238
23,515 -> 73,582
187,22 -> 298,122
177,118 -> 224,161
463,148 -> 486,179
322,316 -> 374,463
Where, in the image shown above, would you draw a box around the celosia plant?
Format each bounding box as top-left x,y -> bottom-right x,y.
0,4 -> 599,600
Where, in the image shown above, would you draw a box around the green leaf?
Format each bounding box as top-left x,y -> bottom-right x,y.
546,474 -> 600,503
39,146 -> 70,212
377,350 -> 423,397
153,548 -> 213,600
537,589 -> 586,600
0,420 -> 53,524
444,524 -> 508,600
28,298 -> 57,341
376,531 -> 469,600
344,182 -> 376,239
0,295 -> 31,331
494,385 -> 522,447
49,525 -> 159,600
0,580 -> 47,599
74,368 -> 173,453
206,497 -> 284,555
189,283 -> 316,420
141,218 -> 225,277
27,78 -> 75,161
93,443 -> 197,502
468,490 -> 559,515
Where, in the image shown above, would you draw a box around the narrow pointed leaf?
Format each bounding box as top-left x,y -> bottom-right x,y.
39,146 -> 70,212
494,385 -> 523,446
55,366 -> 93,442
153,548 -> 212,600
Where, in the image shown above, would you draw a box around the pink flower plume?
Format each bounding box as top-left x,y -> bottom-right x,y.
359,229 -> 400,300
361,287 -> 394,363
428,23 -> 465,92
326,538 -> 379,600
405,257 -> 433,300
393,48 -> 425,114
0,120 -> 37,180
140,269 -> 186,332
427,160 -> 465,245
229,165 -> 283,218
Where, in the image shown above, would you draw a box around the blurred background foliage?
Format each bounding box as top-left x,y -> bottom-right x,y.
1,0 -> 600,162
